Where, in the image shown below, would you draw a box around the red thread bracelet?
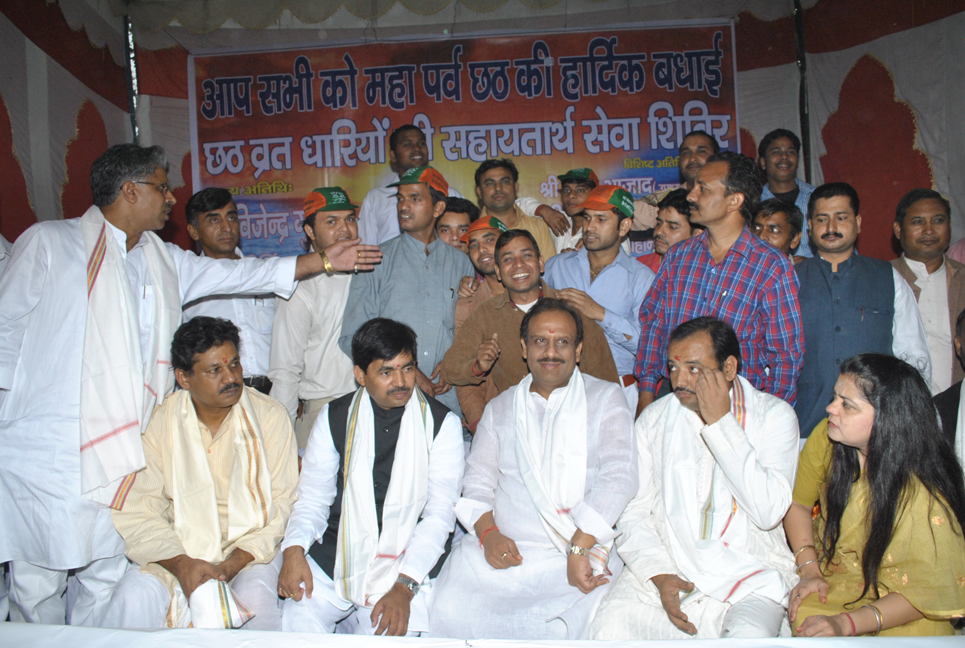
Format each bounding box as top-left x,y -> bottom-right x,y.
471,360 -> 486,377
478,525 -> 498,547
843,612 -> 856,636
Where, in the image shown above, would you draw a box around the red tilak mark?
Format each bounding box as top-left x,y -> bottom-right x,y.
223,358 -> 228,363
674,356 -> 682,361
548,329 -> 555,333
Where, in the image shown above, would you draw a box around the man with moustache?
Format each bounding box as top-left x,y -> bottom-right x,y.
636,189 -> 702,273
356,125 -> 463,245
430,299 -> 636,639
181,188 -> 276,395
751,198 -> 805,263
758,129 -> 814,257
442,230 -> 619,431
544,185 -> 655,408
0,144 -> 379,626
634,130 -> 720,233
269,188 -> 361,449
795,182 -> 930,438
635,151 -> 803,416
340,166 -> 474,418
890,188 -> 965,393
549,168 -> 598,252
278,318 -> 464,635
105,317 -> 298,630
590,317 -> 798,640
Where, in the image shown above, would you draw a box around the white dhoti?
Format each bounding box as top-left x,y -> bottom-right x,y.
431,534 -> 620,639
588,568 -> 786,639
102,551 -> 283,630
282,554 -> 433,636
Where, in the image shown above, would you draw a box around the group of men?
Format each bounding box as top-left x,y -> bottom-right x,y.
0,117 -> 961,640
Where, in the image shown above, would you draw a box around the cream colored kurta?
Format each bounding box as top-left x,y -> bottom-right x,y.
113,387 -> 298,593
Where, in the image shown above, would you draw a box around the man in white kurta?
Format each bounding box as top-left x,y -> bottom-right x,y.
105,317 -> 297,630
0,144 -> 380,626
430,298 -> 637,640
278,317 -> 464,636
589,316 -> 799,640
269,187 -> 360,449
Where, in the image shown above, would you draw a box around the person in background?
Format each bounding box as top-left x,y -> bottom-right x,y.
339,166 -> 474,418
474,158 -> 558,259
784,354 -> 965,636
636,188 -> 702,273
356,125 -> 464,245
544,185 -> 655,409
435,197 -> 479,254
550,168 -> 599,252
794,182 -> 930,438
758,128 -> 814,257
752,198 -> 805,263
269,187 -> 360,450
182,188 -> 275,395
891,188 -> 965,394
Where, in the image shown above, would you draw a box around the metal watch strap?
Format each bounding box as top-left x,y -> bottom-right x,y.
396,574 -> 420,595
567,543 -> 588,556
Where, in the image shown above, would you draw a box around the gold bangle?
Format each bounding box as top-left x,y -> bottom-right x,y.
319,250 -> 335,275
795,558 -> 819,575
861,604 -> 883,636
794,544 -> 816,562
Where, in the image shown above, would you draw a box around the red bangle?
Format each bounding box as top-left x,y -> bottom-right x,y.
843,612 -> 856,637
478,525 -> 498,547
471,359 -> 486,377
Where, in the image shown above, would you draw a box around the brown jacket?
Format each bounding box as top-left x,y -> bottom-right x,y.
441,283 -> 620,406
891,254 -> 965,384
453,277 -> 501,431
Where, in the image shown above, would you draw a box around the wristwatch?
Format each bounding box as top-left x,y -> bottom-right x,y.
567,543 -> 588,556
396,574 -> 420,596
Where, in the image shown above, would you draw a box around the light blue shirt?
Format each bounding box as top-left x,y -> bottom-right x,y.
338,232 -> 474,416
544,248 -> 655,375
761,177 -> 815,258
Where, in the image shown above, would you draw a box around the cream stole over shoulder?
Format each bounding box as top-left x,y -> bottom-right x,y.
79,206 -> 179,508
662,375 -> 787,605
335,387 -> 435,607
163,387 -> 272,627
513,368 -> 611,573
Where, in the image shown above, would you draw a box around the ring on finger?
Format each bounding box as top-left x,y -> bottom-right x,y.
501,551 -> 508,559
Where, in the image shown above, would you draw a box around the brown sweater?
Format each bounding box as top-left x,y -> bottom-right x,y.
442,283 -> 620,402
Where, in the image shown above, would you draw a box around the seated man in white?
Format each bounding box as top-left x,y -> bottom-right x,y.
105,316 -> 298,630
589,316 -> 799,639
278,317 -> 464,635
430,298 -> 637,640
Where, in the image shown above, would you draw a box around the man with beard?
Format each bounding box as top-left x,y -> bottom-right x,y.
442,231 -> 618,431
356,125 -> 464,245
269,188 -> 361,449
794,182 -> 930,438
105,317 -> 297,630
544,185 -> 655,409
636,189 -> 702,273
430,299 -> 636,639
340,166 -> 474,418
635,151 -> 803,416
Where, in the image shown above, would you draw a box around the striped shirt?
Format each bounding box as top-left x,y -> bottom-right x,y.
635,227 -> 804,405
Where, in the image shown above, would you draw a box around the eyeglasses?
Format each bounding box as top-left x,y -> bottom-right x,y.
133,180 -> 172,195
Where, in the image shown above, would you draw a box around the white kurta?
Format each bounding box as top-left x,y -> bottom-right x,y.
589,386 -> 799,640
268,272 -> 355,426
182,248 -> 275,379
429,375 -> 636,640
0,215 -> 297,570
